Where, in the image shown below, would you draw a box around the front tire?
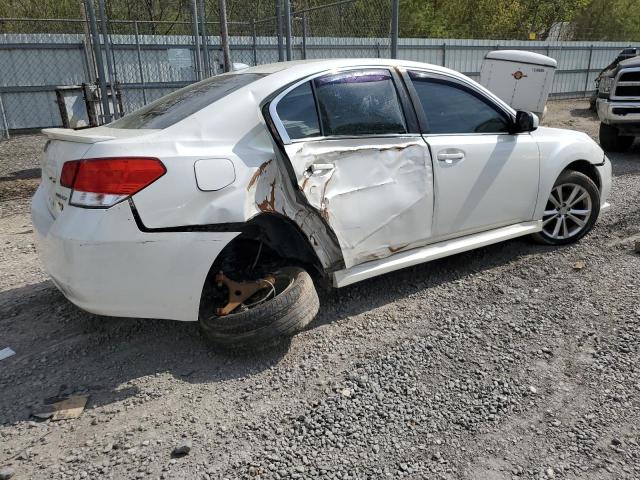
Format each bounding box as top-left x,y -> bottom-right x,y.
531,170 -> 600,245
199,267 -> 319,352
599,123 -> 634,152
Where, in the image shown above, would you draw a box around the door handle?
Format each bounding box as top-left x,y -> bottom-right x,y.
308,163 -> 335,174
437,152 -> 465,163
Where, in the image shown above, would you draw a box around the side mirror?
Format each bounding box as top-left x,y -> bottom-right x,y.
512,111 -> 539,133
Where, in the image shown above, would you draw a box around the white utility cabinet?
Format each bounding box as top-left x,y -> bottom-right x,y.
480,50 -> 557,116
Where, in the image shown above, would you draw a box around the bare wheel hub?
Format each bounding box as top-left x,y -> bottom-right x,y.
215,272 -> 276,316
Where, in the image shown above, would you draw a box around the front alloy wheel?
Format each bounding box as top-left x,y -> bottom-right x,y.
532,170 -> 600,245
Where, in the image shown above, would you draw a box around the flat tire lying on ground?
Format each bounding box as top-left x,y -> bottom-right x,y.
199,267 -> 319,351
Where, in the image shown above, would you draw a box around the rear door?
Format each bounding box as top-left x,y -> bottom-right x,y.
404,69 -> 540,239
269,68 -> 435,268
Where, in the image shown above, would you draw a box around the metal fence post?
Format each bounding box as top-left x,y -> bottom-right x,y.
284,0 -> 292,61
301,13 -> 307,60
218,0 -> 232,72
199,0 -> 211,77
190,0 -> 203,80
84,0 -> 112,123
584,44 -> 594,97
134,21 -> 147,105
276,0 -> 284,61
0,93 -> 9,140
252,19 -> 258,65
442,42 -> 446,67
80,1 -> 96,83
390,0 -> 399,59
98,0 -> 120,119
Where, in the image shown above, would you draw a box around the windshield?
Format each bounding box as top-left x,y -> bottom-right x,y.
109,73 -> 267,129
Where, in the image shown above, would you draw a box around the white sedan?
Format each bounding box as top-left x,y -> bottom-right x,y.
32,59 -> 611,349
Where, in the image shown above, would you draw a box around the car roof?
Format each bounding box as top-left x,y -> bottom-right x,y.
238,58 -> 469,105
161,58 -> 515,138
240,58 -> 458,77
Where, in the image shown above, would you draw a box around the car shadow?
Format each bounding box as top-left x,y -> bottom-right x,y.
0,235 -> 544,426
569,107 -> 598,119
0,167 -> 41,182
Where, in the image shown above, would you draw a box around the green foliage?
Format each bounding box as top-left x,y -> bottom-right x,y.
0,0 -> 638,40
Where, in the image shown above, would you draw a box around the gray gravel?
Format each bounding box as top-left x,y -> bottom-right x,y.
0,134 -> 45,177
1,100 -> 639,479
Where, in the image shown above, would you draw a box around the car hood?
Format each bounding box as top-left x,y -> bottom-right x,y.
618,56 -> 640,69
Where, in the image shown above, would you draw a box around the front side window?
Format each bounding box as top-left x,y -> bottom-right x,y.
409,72 -> 510,134
313,69 -> 407,136
110,73 -> 266,130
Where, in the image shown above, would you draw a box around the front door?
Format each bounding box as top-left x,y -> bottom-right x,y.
270,68 -> 434,268
405,70 -> 540,239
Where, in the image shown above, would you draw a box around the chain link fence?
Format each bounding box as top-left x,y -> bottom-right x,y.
0,0 -> 638,134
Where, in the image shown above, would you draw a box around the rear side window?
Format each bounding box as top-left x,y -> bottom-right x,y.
110,73 -> 266,130
409,72 -> 509,134
313,69 -> 407,136
276,82 -> 321,139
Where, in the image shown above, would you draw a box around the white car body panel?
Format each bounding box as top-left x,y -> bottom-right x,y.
32,58 -> 612,322
32,186 -> 238,321
531,126 -> 609,218
333,220 -> 542,287
425,132 -> 540,238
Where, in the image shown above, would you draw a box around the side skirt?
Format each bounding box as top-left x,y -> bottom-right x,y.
332,221 -> 542,288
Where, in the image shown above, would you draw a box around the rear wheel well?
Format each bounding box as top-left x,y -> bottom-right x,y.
564,160 -> 601,190
198,214 -> 325,319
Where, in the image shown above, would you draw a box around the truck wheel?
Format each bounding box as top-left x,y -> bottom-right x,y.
199,267 -> 319,352
599,123 -> 634,152
531,170 -> 600,246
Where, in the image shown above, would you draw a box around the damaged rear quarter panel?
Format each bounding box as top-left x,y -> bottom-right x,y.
246,155 -> 344,270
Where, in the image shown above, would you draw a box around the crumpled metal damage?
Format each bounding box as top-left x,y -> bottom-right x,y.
287,139 -> 434,268
246,156 -> 344,270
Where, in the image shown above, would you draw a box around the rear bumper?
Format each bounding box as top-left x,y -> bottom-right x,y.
31,185 -> 239,321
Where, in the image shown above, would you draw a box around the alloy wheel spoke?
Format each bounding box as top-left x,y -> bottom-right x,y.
565,185 -> 580,206
568,191 -> 588,207
543,214 -> 559,226
552,216 -> 562,237
567,213 -> 586,227
544,208 -> 559,216
561,216 -> 569,237
569,208 -> 590,216
555,186 -> 564,205
548,191 -> 561,208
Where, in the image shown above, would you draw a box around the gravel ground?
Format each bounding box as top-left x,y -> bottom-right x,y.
0,100 -> 639,480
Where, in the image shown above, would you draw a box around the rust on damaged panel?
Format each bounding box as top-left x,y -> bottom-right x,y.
257,179 -> 277,212
247,159 -> 273,191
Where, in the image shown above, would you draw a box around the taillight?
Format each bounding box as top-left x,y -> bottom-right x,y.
60,157 -> 166,208
60,160 -> 80,188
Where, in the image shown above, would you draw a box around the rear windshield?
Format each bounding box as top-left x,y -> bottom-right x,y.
109,73 -> 266,129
